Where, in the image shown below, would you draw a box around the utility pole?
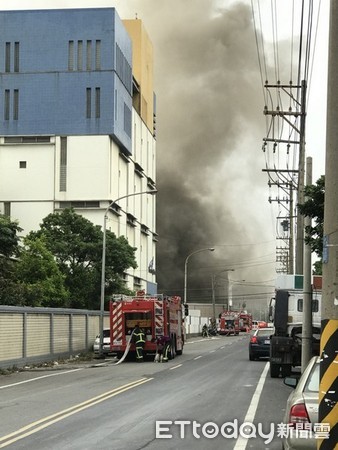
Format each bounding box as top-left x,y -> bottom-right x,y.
318,2 -> 338,449
289,185 -> 294,274
301,157 -> 312,372
295,80 -> 307,275
263,80 -> 307,275
263,172 -> 296,274
211,274 -> 216,321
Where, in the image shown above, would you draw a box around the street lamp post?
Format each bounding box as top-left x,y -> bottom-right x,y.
211,269 -> 234,319
183,247 -> 215,306
99,189 -> 157,357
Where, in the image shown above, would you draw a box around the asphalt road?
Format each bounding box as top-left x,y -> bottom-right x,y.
0,334 -> 294,449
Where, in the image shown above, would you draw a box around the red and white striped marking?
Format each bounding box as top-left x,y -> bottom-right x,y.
155,300 -> 164,335
111,302 -> 123,343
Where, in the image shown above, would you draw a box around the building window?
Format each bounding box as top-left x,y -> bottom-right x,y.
134,277 -> 142,287
4,90 -> 10,120
124,103 -> 132,137
95,40 -> 101,70
3,90 -> 19,120
134,162 -> 144,178
59,201 -> 100,209
86,88 -> 91,118
4,136 -> 51,144
141,224 -> 150,235
4,202 -> 11,217
95,87 -> 100,118
115,89 -> 118,120
116,44 -> 132,94
86,40 -> 92,70
109,203 -> 121,216
77,40 -> 83,71
5,42 -> 10,72
297,298 -> 319,313
60,137 -> 67,192
147,177 -> 156,191
13,89 -> 19,120
14,42 -> 20,72
19,161 -> 27,168
127,213 -> 137,227
68,40 -> 74,71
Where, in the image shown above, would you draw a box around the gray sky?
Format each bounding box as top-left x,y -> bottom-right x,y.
3,1 -> 330,302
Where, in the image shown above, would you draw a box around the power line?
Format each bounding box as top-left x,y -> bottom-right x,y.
251,1 -> 321,274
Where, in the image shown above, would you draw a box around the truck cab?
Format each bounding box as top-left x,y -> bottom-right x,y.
269,285 -> 321,378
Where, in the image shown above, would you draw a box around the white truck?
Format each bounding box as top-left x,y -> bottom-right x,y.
268,275 -> 321,378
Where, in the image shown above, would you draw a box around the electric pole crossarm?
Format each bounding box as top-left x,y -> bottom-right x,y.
262,169 -> 298,173
264,84 -> 302,89
263,138 -> 300,145
268,198 -> 289,203
264,110 -> 301,117
263,169 -> 298,191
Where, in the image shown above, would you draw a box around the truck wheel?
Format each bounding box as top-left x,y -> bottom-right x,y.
170,344 -> 175,359
270,363 -> 280,378
281,365 -> 292,377
170,337 -> 176,360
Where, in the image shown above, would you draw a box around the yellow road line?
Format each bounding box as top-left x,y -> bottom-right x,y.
0,377 -> 153,448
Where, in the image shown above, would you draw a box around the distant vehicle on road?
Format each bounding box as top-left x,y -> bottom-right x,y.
252,320 -> 268,330
218,311 -> 240,335
269,275 -> 321,378
93,328 -> 111,355
249,327 -> 274,360
238,310 -> 252,331
282,356 -> 319,450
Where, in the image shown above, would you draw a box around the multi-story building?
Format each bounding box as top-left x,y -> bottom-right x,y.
0,8 -> 157,294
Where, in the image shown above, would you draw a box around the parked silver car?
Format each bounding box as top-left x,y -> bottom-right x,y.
282,356 -> 320,449
93,328 -> 111,355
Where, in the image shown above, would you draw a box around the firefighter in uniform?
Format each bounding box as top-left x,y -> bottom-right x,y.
202,323 -> 209,338
155,335 -> 171,362
132,324 -> 146,362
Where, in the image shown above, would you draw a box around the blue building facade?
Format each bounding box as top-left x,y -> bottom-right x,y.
0,8 -> 133,153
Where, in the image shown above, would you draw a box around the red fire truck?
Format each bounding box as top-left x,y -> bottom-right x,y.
218,311 -> 240,335
109,291 -> 185,360
238,311 -> 252,332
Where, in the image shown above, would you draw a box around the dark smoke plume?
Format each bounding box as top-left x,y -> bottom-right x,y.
112,0 -> 276,300
9,0 -> 276,303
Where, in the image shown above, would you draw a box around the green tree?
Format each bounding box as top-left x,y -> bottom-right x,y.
0,214 -> 22,257
15,236 -> 69,307
0,215 -> 25,305
28,209 -> 137,309
0,258 -> 26,305
298,175 -> 324,274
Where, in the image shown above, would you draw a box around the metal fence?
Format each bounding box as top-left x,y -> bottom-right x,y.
0,305 -> 110,369
0,305 -> 210,370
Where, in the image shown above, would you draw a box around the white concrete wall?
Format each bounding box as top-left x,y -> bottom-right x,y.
0,140 -> 55,201
185,309 -> 210,335
0,115 -> 157,293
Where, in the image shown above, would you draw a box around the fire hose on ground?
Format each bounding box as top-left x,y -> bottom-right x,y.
113,330 -> 135,365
